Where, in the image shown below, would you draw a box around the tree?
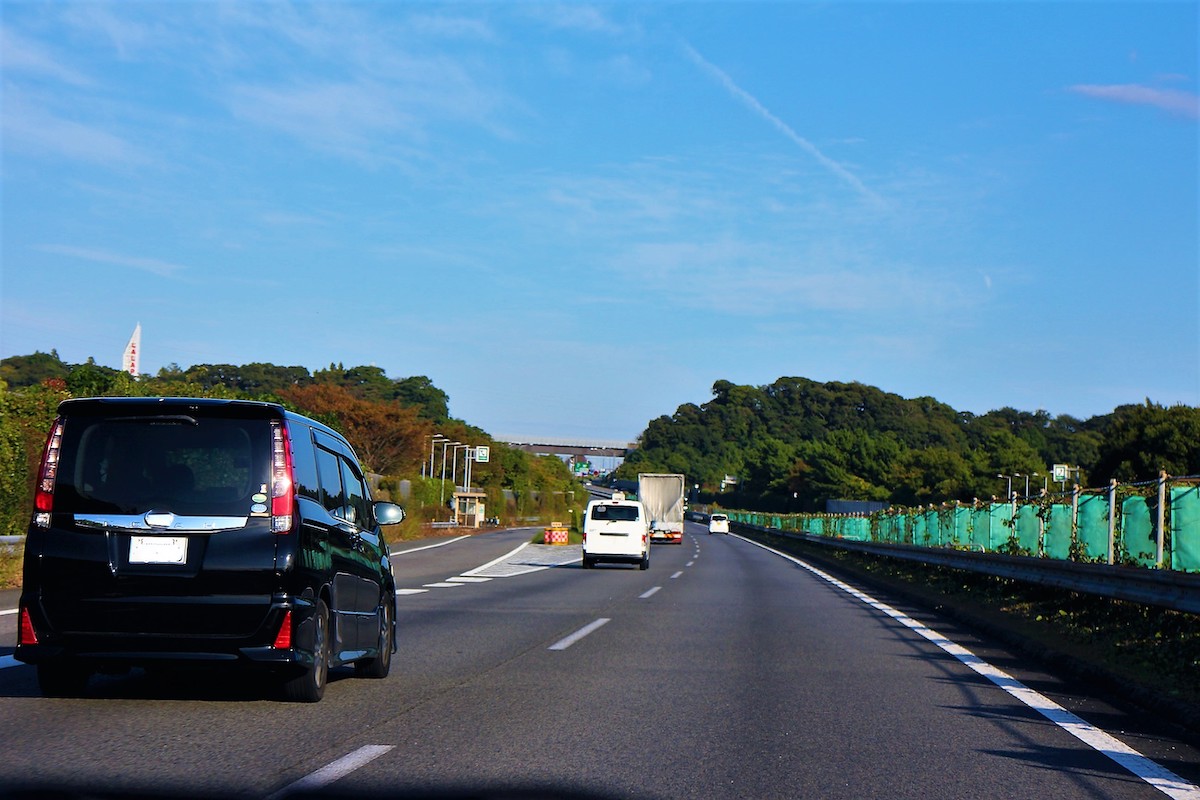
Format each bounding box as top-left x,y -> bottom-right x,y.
1091,402 -> 1200,482
391,376 -> 450,421
279,384 -> 430,475
0,351 -> 68,388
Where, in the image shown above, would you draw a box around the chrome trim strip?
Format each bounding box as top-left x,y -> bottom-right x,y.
74,514 -> 249,532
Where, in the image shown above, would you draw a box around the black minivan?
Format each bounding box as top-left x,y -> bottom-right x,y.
16,397 -> 404,702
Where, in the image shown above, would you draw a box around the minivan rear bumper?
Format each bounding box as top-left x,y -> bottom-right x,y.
15,593 -> 321,673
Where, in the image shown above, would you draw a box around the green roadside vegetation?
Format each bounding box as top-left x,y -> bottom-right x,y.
0,351 -> 588,543
618,377 -> 1200,513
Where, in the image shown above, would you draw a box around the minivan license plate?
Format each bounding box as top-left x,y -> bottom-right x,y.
130,536 -> 188,564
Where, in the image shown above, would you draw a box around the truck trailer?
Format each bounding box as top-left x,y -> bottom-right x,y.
637,473 -> 686,545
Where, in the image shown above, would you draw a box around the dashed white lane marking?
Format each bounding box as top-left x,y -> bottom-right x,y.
686,561 -> 695,567
639,586 -> 662,599
423,582 -> 466,588
549,618 -> 610,651
446,576 -> 492,583
740,535 -> 1200,800
396,589 -> 428,596
267,744 -> 394,800
670,571 -> 683,579
0,609 -> 17,616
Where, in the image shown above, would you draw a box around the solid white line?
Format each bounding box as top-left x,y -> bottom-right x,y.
461,542 -> 530,576
266,745 -> 394,800
0,608 -> 17,617
670,571 -> 683,579
0,655 -> 21,671
549,618 -> 611,651
639,586 -> 662,599
389,536 -> 468,556
739,535 -> 1200,800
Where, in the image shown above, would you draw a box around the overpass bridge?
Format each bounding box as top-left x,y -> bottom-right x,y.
498,436 -> 637,460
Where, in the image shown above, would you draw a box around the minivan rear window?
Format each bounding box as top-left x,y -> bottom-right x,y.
590,504 -> 640,522
54,415 -> 271,517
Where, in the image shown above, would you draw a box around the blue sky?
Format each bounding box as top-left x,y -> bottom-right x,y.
2,2 -> 1197,442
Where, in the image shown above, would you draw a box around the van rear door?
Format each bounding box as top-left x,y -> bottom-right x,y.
27,401 -> 280,640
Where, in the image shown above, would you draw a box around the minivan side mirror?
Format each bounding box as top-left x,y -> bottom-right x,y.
374,502 -> 406,525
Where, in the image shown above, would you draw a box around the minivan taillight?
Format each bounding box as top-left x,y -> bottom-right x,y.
270,421 -> 296,534
272,610 -> 293,649
19,607 -> 39,646
33,418 -> 65,528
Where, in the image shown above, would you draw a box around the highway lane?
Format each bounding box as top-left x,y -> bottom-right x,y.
1,522 -> 1199,799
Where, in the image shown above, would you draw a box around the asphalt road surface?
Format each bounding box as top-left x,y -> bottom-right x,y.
2,522 -> 1199,799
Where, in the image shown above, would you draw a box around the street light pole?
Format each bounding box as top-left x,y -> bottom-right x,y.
428,433 -> 445,479
440,440 -> 461,506
451,444 -> 469,490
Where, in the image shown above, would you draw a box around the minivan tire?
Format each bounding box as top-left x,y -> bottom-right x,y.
639,553 -> 650,570
355,597 -> 393,679
283,599 -> 329,703
37,660 -> 91,697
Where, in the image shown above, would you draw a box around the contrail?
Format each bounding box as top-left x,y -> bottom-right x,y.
682,41 -> 885,208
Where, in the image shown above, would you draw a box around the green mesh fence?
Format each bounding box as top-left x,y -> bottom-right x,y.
971,507 -> 992,551
990,505 -> 1013,551
913,514 -> 929,546
1015,504 -> 1040,555
723,479 -> 1195,572
1077,493 -> 1110,562
1044,503 -> 1073,561
1120,496 -> 1156,567
1171,486 -> 1200,572
954,506 -> 971,547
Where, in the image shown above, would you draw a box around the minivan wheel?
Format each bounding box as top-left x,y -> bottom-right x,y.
355,596 -> 393,679
283,599 -> 329,703
639,553 -> 650,570
37,660 -> 91,697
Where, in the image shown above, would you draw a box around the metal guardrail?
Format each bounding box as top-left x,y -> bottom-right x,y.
736,523 -> 1200,614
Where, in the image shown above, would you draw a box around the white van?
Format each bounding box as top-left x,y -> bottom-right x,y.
582,493 -> 650,570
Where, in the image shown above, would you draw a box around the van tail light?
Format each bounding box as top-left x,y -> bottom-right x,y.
270,421 -> 296,534
272,610 -> 293,649
19,607 -> 39,646
33,418 -> 65,528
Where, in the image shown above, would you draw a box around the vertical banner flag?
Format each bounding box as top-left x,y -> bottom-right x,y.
122,323 -> 141,378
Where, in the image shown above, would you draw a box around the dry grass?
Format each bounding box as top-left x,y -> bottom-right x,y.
0,544 -> 22,591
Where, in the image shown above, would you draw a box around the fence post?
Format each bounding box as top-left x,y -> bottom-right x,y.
1071,484 -> 1080,560
1107,479 -> 1117,565
1157,470 -> 1167,568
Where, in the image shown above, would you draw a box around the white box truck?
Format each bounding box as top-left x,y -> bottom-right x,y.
638,473 -> 686,545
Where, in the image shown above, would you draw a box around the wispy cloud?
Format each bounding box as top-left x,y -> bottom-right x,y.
1069,83 -> 1199,119
1,89 -> 145,165
523,4 -> 625,36
0,28 -> 93,85
681,41 -> 886,208
35,245 -> 187,278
